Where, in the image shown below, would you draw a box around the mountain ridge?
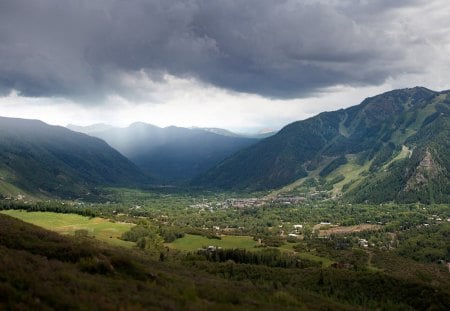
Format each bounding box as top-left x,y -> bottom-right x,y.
193,87 -> 450,203
0,116 -> 151,198
69,122 -> 259,183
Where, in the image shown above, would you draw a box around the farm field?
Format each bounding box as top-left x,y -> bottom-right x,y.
0,210 -> 135,247
317,223 -> 381,237
167,234 -> 258,251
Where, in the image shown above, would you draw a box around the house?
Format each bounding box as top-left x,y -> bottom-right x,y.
358,239 -> 368,248
293,224 -> 303,229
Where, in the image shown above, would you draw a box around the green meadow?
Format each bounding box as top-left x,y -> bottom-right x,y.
0,210 -> 135,248
168,234 -> 258,251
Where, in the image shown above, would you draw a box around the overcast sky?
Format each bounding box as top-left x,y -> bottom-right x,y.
1,0 -> 449,131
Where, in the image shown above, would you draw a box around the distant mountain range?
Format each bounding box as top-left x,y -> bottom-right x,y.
67,123 -> 260,183
1,87 -> 448,204
194,87 -> 450,204
0,117 -> 149,199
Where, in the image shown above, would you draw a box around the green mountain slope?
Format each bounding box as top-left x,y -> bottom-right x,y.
0,117 -> 150,198
194,87 -> 450,203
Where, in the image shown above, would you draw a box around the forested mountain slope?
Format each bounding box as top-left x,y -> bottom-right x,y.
0,117 -> 150,198
194,87 -> 450,203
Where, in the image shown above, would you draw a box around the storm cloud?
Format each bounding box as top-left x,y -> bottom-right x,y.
0,0 -> 446,100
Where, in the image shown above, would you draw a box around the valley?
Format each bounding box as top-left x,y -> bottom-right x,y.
2,0 -> 450,308
0,87 -> 449,310
1,187 -> 449,309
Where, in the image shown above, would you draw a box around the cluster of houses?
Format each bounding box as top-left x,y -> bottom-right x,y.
189,197 -> 267,210
189,195 -> 311,211
2,194 -> 26,201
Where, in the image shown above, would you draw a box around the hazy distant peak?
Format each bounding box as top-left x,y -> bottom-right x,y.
67,123 -> 115,133
199,128 -> 242,137
128,122 -> 160,130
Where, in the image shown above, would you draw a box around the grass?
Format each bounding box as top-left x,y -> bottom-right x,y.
383,145 -> 411,168
297,252 -> 334,268
278,243 -> 296,252
168,234 -> 258,251
391,100 -> 440,145
328,155 -> 371,194
0,180 -> 25,196
0,172 -> 32,198
171,235 -> 335,268
266,156 -> 337,198
279,243 -> 335,268
0,210 -> 135,247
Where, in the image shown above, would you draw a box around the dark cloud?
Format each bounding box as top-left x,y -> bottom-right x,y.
0,0 -> 431,100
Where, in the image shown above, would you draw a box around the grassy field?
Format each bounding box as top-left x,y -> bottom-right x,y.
278,243 -> 334,267
0,210 -> 135,247
172,235 -> 335,267
297,252 -> 334,267
168,234 -> 258,251
383,145 -> 411,168
329,155 -> 371,194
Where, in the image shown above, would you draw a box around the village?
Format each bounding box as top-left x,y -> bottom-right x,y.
189,195 -> 309,210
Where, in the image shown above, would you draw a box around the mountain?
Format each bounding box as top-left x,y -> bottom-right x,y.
0,117 -> 150,198
199,127 -> 277,139
239,129 -> 278,139
66,123 -> 115,135
68,123 -> 258,183
194,87 -> 450,203
198,127 -> 243,137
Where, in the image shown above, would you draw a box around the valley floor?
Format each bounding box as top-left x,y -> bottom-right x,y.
1,190 -> 450,310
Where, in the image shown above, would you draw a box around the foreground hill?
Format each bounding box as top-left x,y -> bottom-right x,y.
194,87 -> 450,203
0,117 -> 150,198
1,212 -> 449,310
69,123 -> 258,183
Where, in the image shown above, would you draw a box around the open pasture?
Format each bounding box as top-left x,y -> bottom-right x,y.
168,234 -> 258,251
0,210 -> 135,247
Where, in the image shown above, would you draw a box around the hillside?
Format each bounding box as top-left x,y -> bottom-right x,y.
0,117 -> 150,198
69,123 -> 258,183
194,87 -> 450,203
1,212 -> 449,310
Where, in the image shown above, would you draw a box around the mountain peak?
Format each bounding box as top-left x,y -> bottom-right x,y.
194,87 -> 449,203
67,123 -> 114,133
128,122 -> 160,129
